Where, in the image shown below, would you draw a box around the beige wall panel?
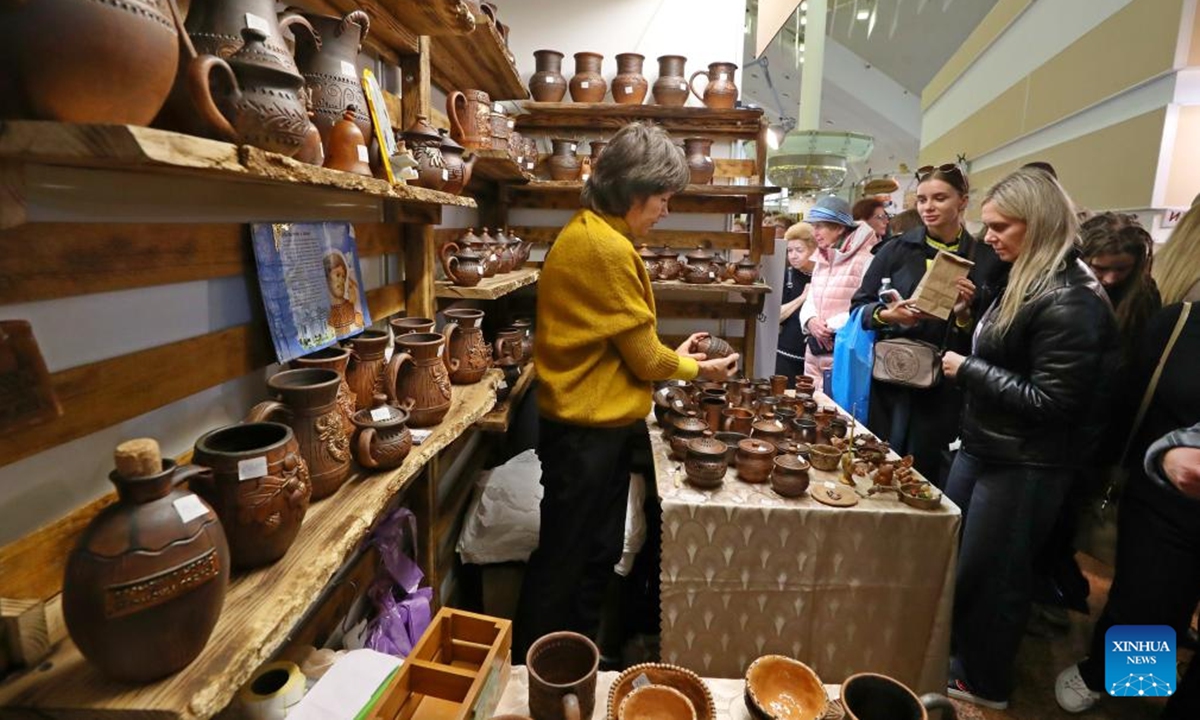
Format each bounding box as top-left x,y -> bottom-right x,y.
919,80 -> 1028,164
1189,0 -> 1200,66
1024,0 -> 1183,132
1164,106 -> 1200,207
922,0 -> 1033,110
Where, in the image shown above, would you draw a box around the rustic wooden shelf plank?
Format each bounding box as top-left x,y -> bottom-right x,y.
377,0 -> 477,35
435,266 -> 539,300
505,182 -> 778,214
509,225 -> 750,250
471,150 -> 533,183
430,20 -> 526,101
652,279 -> 771,295
514,103 -> 765,139
477,363 -> 536,433
0,372 -> 501,720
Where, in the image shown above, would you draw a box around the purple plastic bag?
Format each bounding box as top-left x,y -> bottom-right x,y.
364,508 -> 433,658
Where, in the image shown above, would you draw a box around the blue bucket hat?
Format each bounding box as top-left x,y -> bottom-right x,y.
806,196 -> 857,228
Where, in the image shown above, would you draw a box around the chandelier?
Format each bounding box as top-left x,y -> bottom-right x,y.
767,130 -> 874,193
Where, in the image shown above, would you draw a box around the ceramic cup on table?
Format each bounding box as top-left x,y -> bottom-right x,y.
840,673 -> 957,720
527,631 -> 599,720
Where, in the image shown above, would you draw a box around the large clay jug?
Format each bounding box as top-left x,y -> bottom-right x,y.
63,459 -> 229,682
190,422 -> 310,569
294,11 -> 375,158
683,137 -> 714,184
345,329 -> 391,410
247,368 -> 351,500
612,53 -> 648,105
386,332 -> 457,428
529,50 -> 568,102
443,308 -> 493,385
185,0 -> 312,71
569,52 -> 606,103
291,345 -> 356,439
548,139 -> 582,181
447,89 -> 493,151
652,55 -> 689,107
689,61 -> 739,109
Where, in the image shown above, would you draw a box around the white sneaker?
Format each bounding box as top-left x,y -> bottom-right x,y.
1056,663 -> 1102,713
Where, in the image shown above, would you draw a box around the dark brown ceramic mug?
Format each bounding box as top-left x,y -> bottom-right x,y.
527,631 -> 599,720
841,673 -> 956,720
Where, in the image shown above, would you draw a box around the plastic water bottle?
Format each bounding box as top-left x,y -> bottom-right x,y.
878,277 -> 893,303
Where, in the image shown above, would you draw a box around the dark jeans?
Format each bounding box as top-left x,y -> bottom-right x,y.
775,350 -> 805,389
870,380 -> 964,487
512,416 -> 651,662
946,451 -> 1073,700
1031,469 -> 1093,612
1079,479 -> 1200,719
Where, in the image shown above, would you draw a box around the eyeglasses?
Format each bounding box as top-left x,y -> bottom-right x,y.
870,212 -> 889,222
915,163 -> 965,182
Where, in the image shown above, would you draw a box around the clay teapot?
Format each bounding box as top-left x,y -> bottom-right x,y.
439,130 -> 477,195
446,88 -> 492,151
323,105 -> 373,176
443,308 -> 493,385
683,137 -> 715,185
478,228 -> 502,277
689,61 -> 739,109
294,10 -> 374,159
569,51 -> 606,102
657,249 -> 683,281
439,243 -> 486,287
386,332 -> 456,428
498,228 -> 527,272
638,245 -> 661,280
492,227 -> 516,273
351,394 -> 413,470
548,138 -> 582,181
186,0 -> 313,72
750,413 -> 788,450
726,256 -> 760,285
682,247 -> 720,284
612,53 -> 648,104
652,55 -> 689,106
403,115 -> 447,190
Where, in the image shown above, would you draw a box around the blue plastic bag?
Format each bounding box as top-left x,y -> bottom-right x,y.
831,305 -> 875,424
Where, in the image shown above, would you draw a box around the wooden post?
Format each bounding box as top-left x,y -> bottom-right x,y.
756,118 -> 769,185
399,37 -> 432,132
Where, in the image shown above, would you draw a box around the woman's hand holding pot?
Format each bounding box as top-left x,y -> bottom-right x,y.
697,354 -> 739,381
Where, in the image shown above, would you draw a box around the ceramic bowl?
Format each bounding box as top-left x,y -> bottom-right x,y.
898,482 -> 943,510
618,685 -> 697,720
744,655 -> 828,720
607,663 -> 716,720
808,444 -> 842,472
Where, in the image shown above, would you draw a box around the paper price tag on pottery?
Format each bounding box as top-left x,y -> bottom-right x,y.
341,61 -> 357,78
370,407 -> 391,421
624,86 -> 633,94
411,429 -> 432,445
174,495 -> 210,523
244,13 -> 270,33
357,145 -> 369,163
238,456 -> 268,481
580,81 -> 589,89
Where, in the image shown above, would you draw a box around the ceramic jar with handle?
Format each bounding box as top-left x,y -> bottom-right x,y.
390,316 -> 436,336
637,245 -> 661,280
290,345 -> 356,441
494,326 -> 526,364
569,52 -> 606,102
386,332 -> 456,427
351,394 -> 413,470
657,249 -> 683,281
443,308 -> 493,385
446,89 -> 493,151
612,53 -> 648,104
294,10 -> 373,156
682,247 -> 720,284
403,114 -> 448,190
530,49 -> 568,102
683,137 -> 714,184
345,329 -> 390,410
652,55 -> 689,106
190,422 -> 311,568
549,138 -> 582,181
689,61 -> 739,109
439,242 -> 486,287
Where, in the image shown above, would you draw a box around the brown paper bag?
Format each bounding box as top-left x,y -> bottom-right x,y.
910,251 -> 974,320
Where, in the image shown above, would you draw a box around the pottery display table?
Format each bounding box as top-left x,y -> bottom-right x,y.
651,395 -> 960,695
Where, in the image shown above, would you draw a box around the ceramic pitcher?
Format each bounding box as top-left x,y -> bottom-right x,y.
345,329 -> 391,410
294,10 -> 374,156
290,345 -> 356,447
443,308 -> 493,385
386,332 -> 456,427
569,52 -> 606,102
683,137 -> 714,184
689,61 -> 738,109
612,53 -> 648,104
447,89 -> 493,150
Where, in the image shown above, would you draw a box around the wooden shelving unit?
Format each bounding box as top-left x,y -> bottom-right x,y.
477,363 -> 536,433
430,20 -> 527,101
0,374 -> 502,720
504,181 -> 779,215
435,266 -> 539,300
514,102 -> 766,140
471,149 -> 534,183
652,279 -> 771,295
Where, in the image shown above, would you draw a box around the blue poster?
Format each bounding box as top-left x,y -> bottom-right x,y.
251,222 -> 372,363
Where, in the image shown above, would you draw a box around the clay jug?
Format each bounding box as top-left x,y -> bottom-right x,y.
439,131 -> 477,195
549,139 -> 582,181
188,27 -> 314,156
386,332 -> 456,428
403,114 -> 447,190
652,55 -> 689,106
351,394 -> 413,470
443,308 -> 493,385
440,243 -> 486,287
294,11 -> 374,157
345,329 -> 390,410
612,53 -> 648,105
569,52 -> 606,103
494,326 -> 525,364
683,137 -> 714,185
185,0 -> 312,72
512,317 -> 535,361
689,61 -> 739,109
63,459 -> 229,682
247,368 -> 351,500
291,345 -> 356,439
530,49 -> 568,102
1,0 -> 188,125
390,316 -> 436,336
323,105 -> 373,176
447,89 -> 493,151
190,422 -> 310,569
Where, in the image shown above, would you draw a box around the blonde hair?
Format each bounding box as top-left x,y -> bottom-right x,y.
785,221 -> 816,247
983,169 -> 1079,335
1152,204 -> 1200,305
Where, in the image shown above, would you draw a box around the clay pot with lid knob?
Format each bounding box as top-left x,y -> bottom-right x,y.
323,104 -> 373,176
403,114 -> 447,190
386,332 -> 456,428
293,10 -> 374,157
657,249 -> 683,280
652,55 -> 689,106
669,411 -> 708,461
345,329 -> 390,410
446,88 -> 492,151
351,394 -> 413,470
439,243 -> 485,287
736,438 -> 776,484
570,52 -> 606,102
683,247 -> 720,284
638,245 -> 661,280
750,413 -> 788,451
443,307 -> 493,385
683,137 -> 714,185
548,138 -> 582,181
530,49 -> 568,102
478,228 -> 502,277
726,256 -> 760,285
772,455 -> 811,498
689,61 -> 739,109
612,53 -> 648,104
684,433 -> 727,489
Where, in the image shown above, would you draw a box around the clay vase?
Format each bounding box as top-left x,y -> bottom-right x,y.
446,89 -> 493,151
294,11 -> 374,158
323,105 -> 373,176
351,394 -> 413,470
530,49 -> 568,102
345,329 -> 390,410
247,368 -> 352,501
390,316 -> 436,336
443,308 -> 493,385
1,0 -> 187,125
386,332 -> 456,428
527,632 -> 599,720
403,115 -> 448,190
549,139 -> 582,181
440,243 -> 486,287
291,345 -> 356,440
494,327 -> 526,364
689,61 -> 739,109
569,52 -> 606,103
683,137 -> 715,185
190,422 -> 310,569
612,53 -> 648,105
652,55 -> 689,107
736,438 -> 776,484
63,459 -> 229,682
841,673 -> 957,720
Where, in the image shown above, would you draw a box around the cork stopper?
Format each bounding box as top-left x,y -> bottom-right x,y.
114,438 -> 162,478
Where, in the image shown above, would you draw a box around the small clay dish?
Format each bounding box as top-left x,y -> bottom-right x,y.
808,444 -> 842,472
898,482 -> 943,510
714,431 -> 747,466
618,685 -> 697,720
608,663 -> 716,720
744,655 -> 827,720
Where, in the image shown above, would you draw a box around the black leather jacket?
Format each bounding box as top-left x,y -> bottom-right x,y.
957,253 -> 1119,467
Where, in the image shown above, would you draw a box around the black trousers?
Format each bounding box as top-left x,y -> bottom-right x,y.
946,451 -> 1073,700
512,416 -> 651,662
869,379 -> 964,487
1078,479 -> 1200,719
774,350 -> 806,389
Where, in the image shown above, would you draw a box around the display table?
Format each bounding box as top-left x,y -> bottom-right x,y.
652,398 -> 960,695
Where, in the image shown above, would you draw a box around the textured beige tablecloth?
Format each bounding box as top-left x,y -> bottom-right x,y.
652,401 -> 960,695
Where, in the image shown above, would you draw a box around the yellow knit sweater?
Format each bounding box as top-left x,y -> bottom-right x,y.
535,210 -> 699,426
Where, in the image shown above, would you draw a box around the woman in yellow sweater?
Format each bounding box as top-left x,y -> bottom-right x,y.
514,122 -> 739,659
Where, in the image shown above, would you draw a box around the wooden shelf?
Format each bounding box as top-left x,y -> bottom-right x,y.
384,0 -> 478,35
0,122 -> 475,228
652,279 -> 771,295
430,19 -> 527,101
471,149 -> 534,183
505,182 -> 779,214
477,363 -> 536,433
514,103 -> 765,139
435,266 -> 539,299
0,373 -> 501,720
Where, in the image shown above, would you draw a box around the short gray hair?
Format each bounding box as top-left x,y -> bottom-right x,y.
581,122 -> 690,216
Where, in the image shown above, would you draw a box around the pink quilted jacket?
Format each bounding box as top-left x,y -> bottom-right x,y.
804,223 -> 877,325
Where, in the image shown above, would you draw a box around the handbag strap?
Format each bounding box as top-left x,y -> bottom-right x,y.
1118,301 -> 1192,465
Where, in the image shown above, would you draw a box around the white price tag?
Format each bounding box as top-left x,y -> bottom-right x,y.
498,381 -> 509,390
718,73 -> 729,81
341,60 -> 357,78
624,86 -> 633,94
824,481 -> 837,491
545,76 -> 558,83
237,456 -> 268,482
371,407 -> 392,421
174,494 -> 210,523
507,119 -> 515,129
493,102 -> 505,113
679,82 -> 688,90
580,81 -> 590,89
244,13 -> 270,33
437,344 -> 444,356
356,145 -> 369,163
442,168 -> 449,181
708,271 -> 715,279
411,429 -> 433,445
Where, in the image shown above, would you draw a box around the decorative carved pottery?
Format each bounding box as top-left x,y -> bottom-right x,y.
440,242 -> 486,287
772,455 -> 811,498
247,368 -> 351,500
750,414 -> 787,452
495,326 -> 526,364
443,308 -> 493,385
345,329 -> 390,410
669,411 -> 708,461
2,0 -> 187,125
689,61 -> 739,110
323,104 -> 373,175
290,345 -> 356,440
569,52 -> 606,103
548,138 -> 582,181
530,49 -> 568,102
386,332 -> 455,428
527,631 -> 599,720
63,458 -> 229,682
619,686 -> 697,720
191,422 -> 310,568
489,108 -> 513,150
492,227 -> 516,274
736,438 -> 776,484
684,435 -> 727,489
695,335 -> 734,360
744,655 -> 827,720
390,316 -> 436,336
727,256 -> 761,285
608,663 -> 716,720
479,228 -> 504,277
351,394 -> 413,470
185,0 -> 311,71
808,444 -> 842,472
652,55 -> 689,107
612,53 -> 648,105
294,10 -> 373,157
653,381 -> 692,428
447,89 -> 493,151
498,228 -> 527,272
683,137 -> 715,185
840,673 -> 957,720
638,244 -> 661,280
439,130 -> 476,195
512,316 -> 535,358
657,249 -> 683,281
403,114 -> 447,190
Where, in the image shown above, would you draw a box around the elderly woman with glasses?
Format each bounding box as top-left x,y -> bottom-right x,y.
513,122 -> 740,659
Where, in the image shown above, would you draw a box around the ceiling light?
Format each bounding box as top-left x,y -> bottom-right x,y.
800,16 -> 807,25
856,10 -> 870,20
800,1 -> 808,10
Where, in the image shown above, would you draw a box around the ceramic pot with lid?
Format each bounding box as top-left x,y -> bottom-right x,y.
652,55 -> 689,106
750,413 -> 787,450
569,51 -> 606,102
684,435 -> 726,488
682,247 -> 720,284
530,49 -> 568,102
735,438 -> 776,484
612,53 -> 648,105
657,249 -> 683,281
439,130 -> 476,195
403,114 -> 447,190
638,245 -> 661,280
669,411 -> 708,461
350,394 -> 413,470
726,256 -> 760,285
771,455 -> 811,498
